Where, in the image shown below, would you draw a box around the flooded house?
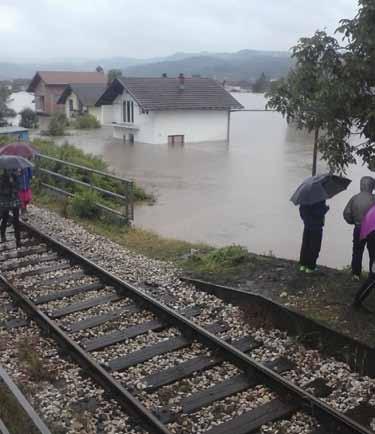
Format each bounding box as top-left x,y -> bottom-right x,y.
57,83 -> 111,124
96,74 -> 243,144
27,71 -> 107,115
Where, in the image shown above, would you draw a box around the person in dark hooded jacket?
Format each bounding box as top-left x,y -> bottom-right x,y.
0,170 -> 21,248
343,176 -> 375,279
299,200 -> 329,272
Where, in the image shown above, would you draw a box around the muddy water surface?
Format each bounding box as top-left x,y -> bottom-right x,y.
38,93 -> 372,268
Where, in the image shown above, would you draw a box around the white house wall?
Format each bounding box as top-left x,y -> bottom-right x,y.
64,92 -> 80,118
111,92 -> 155,143
109,91 -> 229,144
100,105 -> 113,124
153,110 -> 228,144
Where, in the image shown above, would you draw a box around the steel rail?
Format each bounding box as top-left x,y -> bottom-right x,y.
0,276 -> 171,434
0,419 -> 10,434
15,221 -> 372,434
0,364 -> 52,434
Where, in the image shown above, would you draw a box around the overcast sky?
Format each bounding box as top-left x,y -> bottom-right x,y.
0,0 -> 358,61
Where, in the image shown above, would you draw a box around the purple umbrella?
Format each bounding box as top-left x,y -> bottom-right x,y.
0,142 -> 37,159
360,204 -> 375,240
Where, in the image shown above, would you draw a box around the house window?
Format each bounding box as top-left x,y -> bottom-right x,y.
69,99 -> 74,112
37,96 -> 45,111
168,135 -> 184,145
123,100 -> 134,123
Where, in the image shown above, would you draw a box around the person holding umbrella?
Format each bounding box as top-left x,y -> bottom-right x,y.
0,156 -> 33,248
0,169 -> 22,247
291,174 -> 351,273
0,142 -> 36,217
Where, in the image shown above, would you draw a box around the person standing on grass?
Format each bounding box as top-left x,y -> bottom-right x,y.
0,170 -> 21,248
343,176 -> 375,280
353,203 -> 375,306
299,200 -> 329,273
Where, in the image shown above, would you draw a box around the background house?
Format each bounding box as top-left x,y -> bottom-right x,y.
96,75 -> 243,144
27,71 -> 107,115
57,83 -> 111,124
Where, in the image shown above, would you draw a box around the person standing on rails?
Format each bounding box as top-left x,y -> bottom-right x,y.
343,176 -> 375,280
0,170 -> 21,248
16,166 -> 33,218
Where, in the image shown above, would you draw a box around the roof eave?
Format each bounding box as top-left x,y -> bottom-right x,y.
27,72 -> 41,92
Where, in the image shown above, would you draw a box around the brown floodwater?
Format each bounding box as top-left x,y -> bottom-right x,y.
49,93 -> 372,269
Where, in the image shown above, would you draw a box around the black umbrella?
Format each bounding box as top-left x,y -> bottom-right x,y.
0,156 -> 33,171
290,173 -> 351,206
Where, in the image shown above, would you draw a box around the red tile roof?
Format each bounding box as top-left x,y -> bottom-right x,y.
28,71 -> 107,92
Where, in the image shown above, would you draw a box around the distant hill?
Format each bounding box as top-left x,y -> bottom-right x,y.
123,49 -> 292,81
0,49 -> 292,81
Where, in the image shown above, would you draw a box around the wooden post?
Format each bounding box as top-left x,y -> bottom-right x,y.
227,111 -> 231,144
312,127 -> 319,176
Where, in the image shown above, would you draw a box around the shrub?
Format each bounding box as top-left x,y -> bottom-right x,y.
74,113 -> 100,129
187,245 -> 249,273
70,190 -> 101,219
48,112 -> 69,136
32,139 -> 154,204
20,108 -> 39,129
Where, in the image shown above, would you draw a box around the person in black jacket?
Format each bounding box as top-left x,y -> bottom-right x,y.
0,170 -> 21,248
299,200 -> 329,272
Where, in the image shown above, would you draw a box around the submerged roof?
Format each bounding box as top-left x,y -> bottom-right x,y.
57,83 -> 108,106
27,71 -> 107,92
96,77 -> 243,111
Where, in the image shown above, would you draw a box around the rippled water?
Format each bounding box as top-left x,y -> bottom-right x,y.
6,91 -> 35,126
31,93 -> 373,268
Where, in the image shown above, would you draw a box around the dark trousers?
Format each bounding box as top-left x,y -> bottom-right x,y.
299,226 -> 323,269
355,231 -> 375,304
351,225 -> 368,276
0,208 -> 20,244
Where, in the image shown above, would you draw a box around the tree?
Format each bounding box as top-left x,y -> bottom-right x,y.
0,85 -> 16,127
96,65 -> 104,73
266,31 -> 347,175
252,73 -> 270,93
107,69 -> 122,84
335,0 -> 375,171
20,108 -> 39,129
48,112 -> 69,136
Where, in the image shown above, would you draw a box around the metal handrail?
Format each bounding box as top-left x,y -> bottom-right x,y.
36,153 -> 133,184
35,154 -> 134,222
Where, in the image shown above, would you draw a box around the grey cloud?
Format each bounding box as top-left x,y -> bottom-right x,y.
0,0 -> 359,60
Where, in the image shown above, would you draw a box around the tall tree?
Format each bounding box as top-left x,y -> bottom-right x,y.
252,72 -> 270,93
107,69 -> 123,84
266,31 -> 347,175
0,85 -> 16,127
335,0 -> 375,170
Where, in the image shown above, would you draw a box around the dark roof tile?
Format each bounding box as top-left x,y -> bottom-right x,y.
57,83 -> 107,106
97,77 -> 243,111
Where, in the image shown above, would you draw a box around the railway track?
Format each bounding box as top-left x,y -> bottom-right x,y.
0,221 -> 374,434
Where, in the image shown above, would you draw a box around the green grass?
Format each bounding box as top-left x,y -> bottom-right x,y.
33,193 -> 209,262
72,113 -> 100,129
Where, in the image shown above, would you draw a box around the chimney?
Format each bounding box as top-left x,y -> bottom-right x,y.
162,73 -> 167,78
178,73 -> 185,91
